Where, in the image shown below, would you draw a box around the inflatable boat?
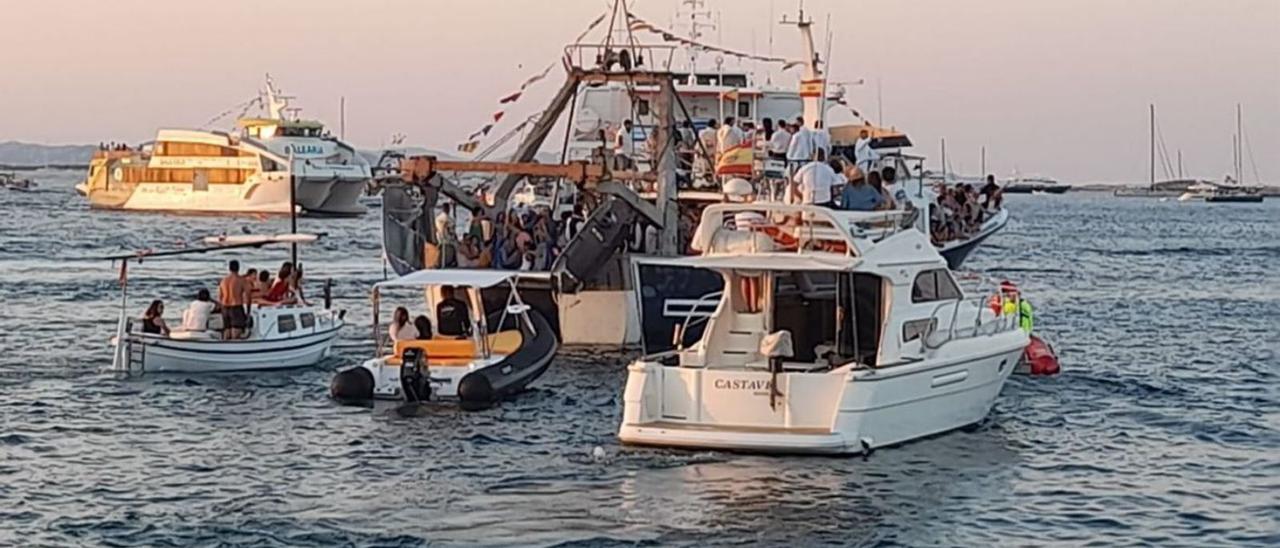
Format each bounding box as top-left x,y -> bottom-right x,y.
329,270 -> 558,410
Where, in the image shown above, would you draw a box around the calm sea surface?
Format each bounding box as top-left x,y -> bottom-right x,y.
1,170 -> 1277,547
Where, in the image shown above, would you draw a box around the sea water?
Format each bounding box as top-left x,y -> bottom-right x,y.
0,170 -> 1277,546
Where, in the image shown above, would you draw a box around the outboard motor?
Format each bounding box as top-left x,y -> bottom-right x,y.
400,347 -> 431,402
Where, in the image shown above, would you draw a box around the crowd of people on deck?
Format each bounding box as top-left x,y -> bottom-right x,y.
426,200 -> 569,273
929,175 -> 1004,244
138,259 -> 310,340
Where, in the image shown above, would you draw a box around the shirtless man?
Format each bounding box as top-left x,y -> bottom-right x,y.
218,260 -> 252,339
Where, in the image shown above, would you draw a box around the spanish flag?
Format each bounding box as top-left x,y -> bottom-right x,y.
720,89 -> 740,103
799,79 -> 824,98
715,143 -> 754,176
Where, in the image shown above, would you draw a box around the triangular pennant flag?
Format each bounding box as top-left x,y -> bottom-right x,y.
499,91 -> 522,104
492,111 -> 505,123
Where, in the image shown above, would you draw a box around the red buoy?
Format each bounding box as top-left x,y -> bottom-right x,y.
1023,335 -> 1060,376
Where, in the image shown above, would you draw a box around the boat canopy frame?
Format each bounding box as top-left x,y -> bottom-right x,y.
369,270 -> 539,359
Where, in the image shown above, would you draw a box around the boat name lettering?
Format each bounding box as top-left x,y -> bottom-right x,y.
285,144 -> 325,155
713,379 -> 773,391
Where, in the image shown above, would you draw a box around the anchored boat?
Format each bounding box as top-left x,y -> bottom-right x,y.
329,270 -> 558,410
106,234 -> 346,374
619,203 -> 1029,454
78,76 -> 370,216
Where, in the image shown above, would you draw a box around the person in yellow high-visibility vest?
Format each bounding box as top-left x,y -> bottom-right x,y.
997,280 -> 1034,333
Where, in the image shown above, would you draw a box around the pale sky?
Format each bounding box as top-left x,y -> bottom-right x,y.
2,0 -> 1277,183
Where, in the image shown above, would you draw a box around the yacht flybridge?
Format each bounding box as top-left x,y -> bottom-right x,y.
78,76 -> 371,216
619,203 -> 1030,454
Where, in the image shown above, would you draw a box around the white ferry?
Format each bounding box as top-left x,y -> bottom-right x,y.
78,77 -> 370,216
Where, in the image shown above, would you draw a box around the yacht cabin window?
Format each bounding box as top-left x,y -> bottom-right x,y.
911,269 -> 962,303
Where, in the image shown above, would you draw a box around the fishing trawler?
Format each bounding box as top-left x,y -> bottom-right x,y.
619,203 -> 1029,454
77,77 -> 370,216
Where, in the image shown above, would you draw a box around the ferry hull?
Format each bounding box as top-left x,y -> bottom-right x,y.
619,334 -> 1026,454
87,175 -> 295,215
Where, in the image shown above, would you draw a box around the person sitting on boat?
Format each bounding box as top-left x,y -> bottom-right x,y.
435,285 -> 473,339
218,260 -> 251,339
292,262 -> 310,306
841,169 -> 884,212
252,270 -> 272,303
264,262 -> 298,305
389,306 -> 418,342
140,299 -> 170,336
867,171 -> 897,211
181,289 -> 217,332
413,315 -> 434,340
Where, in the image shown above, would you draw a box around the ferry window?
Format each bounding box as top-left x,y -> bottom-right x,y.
737,101 -> 751,118
902,318 -> 937,342
722,74 -> 748,87
299,313 -> 315,329
278,315 -> 297,334
911,269 -> 962,303
636,99 -> 650,116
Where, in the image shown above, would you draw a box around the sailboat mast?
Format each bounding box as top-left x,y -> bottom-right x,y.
1177,149 -> 1183,180
1149,104 -> 1155,188
1235,103 -> 1243,183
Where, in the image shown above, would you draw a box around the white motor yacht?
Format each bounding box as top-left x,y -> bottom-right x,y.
619,203 -> 1029,454
78,76 -> 370,216
106,234 -> 345,374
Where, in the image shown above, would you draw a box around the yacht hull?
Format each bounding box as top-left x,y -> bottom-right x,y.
619,334 -> 1026,454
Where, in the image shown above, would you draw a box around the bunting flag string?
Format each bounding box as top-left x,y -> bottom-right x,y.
457,12 -> 609,154
626,12 -> 808,70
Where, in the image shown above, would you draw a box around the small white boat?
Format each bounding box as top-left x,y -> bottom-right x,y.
618,203 -> 1029,454
329,270 -> 558,410
106,233 -> 346,374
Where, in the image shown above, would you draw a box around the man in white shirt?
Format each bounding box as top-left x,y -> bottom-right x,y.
181,288 -> 218,332
614,119 -> 636,162
696,119 -> 720,181
791,150 -> 840,208
786,117 -> 815,169
854,129 -> 880,173
716,116 -> 745,154
767,122 -> 792,160
812,120 -> 832,160
434,202 -> 457,268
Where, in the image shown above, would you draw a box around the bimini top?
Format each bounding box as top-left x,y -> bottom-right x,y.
98,233 -> 320,261
660,253 -> 860,272
375,269 -> 549,290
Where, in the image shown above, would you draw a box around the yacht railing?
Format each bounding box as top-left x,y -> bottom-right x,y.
672,291 -> 723,351
922,275 -> 1021,350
